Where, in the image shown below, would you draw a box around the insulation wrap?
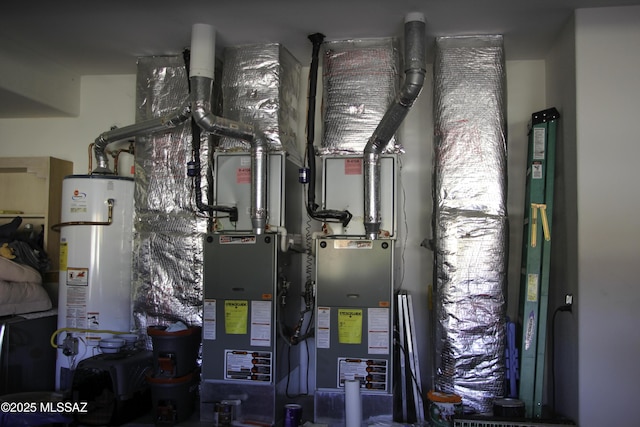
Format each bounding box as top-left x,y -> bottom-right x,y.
321,38 -> 401,155
218,43 -> 302,165
432,35 -> 507,414
132,55 -> 208,335
434,36 -> 507,216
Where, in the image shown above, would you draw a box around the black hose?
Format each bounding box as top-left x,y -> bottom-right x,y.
305,33 -> 322,215
304,33 -> 352,227
551,303 -> 573,416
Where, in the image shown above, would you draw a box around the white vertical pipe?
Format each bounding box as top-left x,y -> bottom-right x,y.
190,23 -> 216,79
345,379 -> 362,427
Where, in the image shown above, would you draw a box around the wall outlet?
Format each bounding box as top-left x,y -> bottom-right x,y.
565,293 -> 574,306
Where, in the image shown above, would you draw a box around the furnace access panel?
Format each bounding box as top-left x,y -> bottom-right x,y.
314,237 -> 394,393
202,234 -> 278,382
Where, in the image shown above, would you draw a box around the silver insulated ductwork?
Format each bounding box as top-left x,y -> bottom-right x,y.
189,24 -> 269,234
132,55 -> 205,332
433,35 -> 508,414
363,12 -> 426,239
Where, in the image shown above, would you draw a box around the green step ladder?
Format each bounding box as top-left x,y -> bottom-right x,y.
517,107 -> 560,418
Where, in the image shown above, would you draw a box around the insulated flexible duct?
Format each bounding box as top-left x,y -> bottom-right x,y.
363,13 -> 426,239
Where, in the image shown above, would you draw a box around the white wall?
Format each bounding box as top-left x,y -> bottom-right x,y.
0,74 -> 136,173
575,6 -> 640,427
546,15 -> 579,422
505,60 -> 547,319
394,62 -> 435,391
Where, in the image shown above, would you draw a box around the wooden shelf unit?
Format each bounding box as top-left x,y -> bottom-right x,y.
0,157 -> 73,281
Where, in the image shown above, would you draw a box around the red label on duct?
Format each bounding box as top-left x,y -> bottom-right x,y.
345,158 -> 362,175
237,167 -> 251,184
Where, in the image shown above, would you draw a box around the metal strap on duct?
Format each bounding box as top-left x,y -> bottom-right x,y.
132,55 -> 207,334
432,35 -> 507,414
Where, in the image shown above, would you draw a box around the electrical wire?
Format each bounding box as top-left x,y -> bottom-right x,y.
303,172 -> 314,285
397,156 -> 408,291
72,336 -> 88,370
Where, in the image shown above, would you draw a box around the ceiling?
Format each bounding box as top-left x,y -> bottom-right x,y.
2,0 -> 640,116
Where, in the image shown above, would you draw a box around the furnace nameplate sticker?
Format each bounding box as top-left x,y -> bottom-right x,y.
225,350 -> 253,380
337,357 -> 388,391
203,299 -> 217,340
338,308 -> 363,344
225,300 -> 248,334
250,300 -> 272,347
224,349 -> 272,382
334,240 -> 372,250
317,307 -> 331,349
367,307 -> 389,354
219,235 -> 256,245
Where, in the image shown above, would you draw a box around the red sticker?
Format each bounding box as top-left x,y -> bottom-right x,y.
345,158 -> 362,175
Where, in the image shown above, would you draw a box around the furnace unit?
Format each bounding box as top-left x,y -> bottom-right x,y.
314,236 -> 395,424
200,152 -> 303,425
312,12 -> 425,424
313,154 -> 398,424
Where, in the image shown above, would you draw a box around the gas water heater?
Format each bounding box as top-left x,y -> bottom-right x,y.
200,152 -> 303,425
55,175 -> 135,390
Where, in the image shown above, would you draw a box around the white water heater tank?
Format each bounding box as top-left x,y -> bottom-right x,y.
55,175 -> 135,390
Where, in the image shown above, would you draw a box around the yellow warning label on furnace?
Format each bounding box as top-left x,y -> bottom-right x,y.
338,309 -> 363,344
225,300 -> 248,334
